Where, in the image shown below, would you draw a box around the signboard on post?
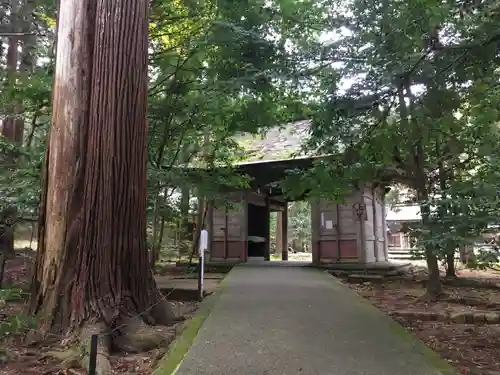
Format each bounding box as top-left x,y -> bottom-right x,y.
198,229 -> 208,301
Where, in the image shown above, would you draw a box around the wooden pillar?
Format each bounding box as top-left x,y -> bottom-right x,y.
335,203 -> 341,262
276,211 -> 282,256
264,196 -> 271,261
311,199 -> 321,264
381,192 -> 390,261
282,203 -> 288,261
242,197 -> 248,261
207,201 -> 214,261
371,187 -> 379,262
224,203 -> 229,259
356,190 -> 367,264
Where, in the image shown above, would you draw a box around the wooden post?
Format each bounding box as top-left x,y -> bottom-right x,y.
356,190 -> 368,264
381,191 -> 390,262
276,211 -> 282,256
372,187 -> 379,262
335,203 -> 341,262
242,193 -> 248,261
282,203 -> 288,261
264,195 -> 270,261
311,199 -> 321,264
207,201 -> 213,262
224,203 -> 228,259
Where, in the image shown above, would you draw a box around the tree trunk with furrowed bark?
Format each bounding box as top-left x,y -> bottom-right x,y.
29,0 -> 177,372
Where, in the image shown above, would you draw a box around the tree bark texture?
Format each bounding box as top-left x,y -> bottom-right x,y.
413,140 -> 443,298
418,193 -> 444,299
30,0 -> 175,354
445,252 -> 456,278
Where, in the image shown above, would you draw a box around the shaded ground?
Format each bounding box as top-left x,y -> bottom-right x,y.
0,251 -> 222,375
343,271 -> 500,375
175,264 -> 447,375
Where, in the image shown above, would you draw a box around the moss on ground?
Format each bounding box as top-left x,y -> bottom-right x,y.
385,318 -> 459,375
152,272 -> 232,375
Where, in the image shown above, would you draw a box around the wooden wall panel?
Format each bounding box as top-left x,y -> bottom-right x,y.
312,193 -> 363,263
339,204 -> 357,235
212,202 -> 244,240
210,196 -> 247,261
318,239 -> 357,260
212,206 -> 226,239
211,241 -> 244,260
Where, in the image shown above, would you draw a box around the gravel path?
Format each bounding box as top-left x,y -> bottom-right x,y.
175,264 -> 445,375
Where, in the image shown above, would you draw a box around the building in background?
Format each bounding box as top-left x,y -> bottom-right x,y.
386,205 -> 420,258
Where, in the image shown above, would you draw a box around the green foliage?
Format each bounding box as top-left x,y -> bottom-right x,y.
0,289 -> 36,338
4,0 -> 500,284
276,0 -> 500,280
0,288 -> 22,302
289,201 -> 311,245
2,0 -> 326,235
469,246 -> 500,270
0,137 -> 42,215
0,313 -> 37,338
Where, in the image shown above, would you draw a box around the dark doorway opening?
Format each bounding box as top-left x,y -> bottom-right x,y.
247,203 -> 268,257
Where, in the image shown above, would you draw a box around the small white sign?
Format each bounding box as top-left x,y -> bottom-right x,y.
199,229 -> 208,256
325,220 -> 333,230
198,229 -> 208,301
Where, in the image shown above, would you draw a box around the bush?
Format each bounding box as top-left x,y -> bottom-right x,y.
0,288 -> 36,338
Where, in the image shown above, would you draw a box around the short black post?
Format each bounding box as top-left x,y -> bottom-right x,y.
88,334 -> 98,375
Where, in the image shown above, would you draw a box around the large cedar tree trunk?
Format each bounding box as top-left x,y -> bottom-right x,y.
30,0 -> 177,371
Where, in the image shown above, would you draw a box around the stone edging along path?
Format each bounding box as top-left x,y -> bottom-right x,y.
391,310 -> 500,324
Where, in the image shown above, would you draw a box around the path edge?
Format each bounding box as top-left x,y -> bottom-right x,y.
327,274 -> 460,375
152,270 -> 233,375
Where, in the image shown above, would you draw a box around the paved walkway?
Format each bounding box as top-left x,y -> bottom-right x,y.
175,264 -> 444,375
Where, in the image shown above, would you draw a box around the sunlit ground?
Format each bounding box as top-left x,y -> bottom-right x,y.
12,240 -> 500,274
270,252 -> 312,262
14,239 -> 38,250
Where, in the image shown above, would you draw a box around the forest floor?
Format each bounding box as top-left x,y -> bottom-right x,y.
340,268 -> 500,375
0,251 -> 218,375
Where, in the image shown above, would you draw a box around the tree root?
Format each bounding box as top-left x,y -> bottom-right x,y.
45,347 -> 81,368
150,299 -> 182,325
113,315 -> 166,353
39,313 -> 177,375
418,291 -> 448,302
32,297 -> 184,374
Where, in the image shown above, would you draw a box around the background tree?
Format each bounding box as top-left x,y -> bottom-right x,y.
284,0 -> 500,299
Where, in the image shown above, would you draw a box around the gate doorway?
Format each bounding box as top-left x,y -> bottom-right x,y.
247,203 -> 267,259
269,201 -> 312,262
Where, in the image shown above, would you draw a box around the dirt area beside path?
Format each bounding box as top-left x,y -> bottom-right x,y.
341,273 -> 500,375
0,252 -> 218,375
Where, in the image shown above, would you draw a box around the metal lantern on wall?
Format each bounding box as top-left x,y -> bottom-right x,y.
353,203 -> 367,221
